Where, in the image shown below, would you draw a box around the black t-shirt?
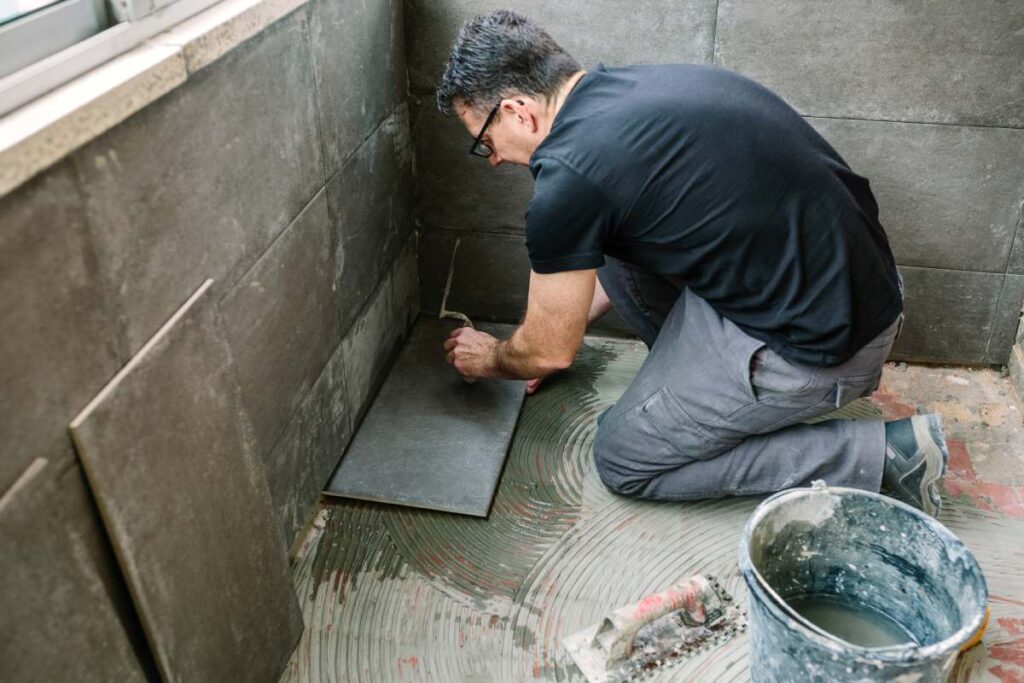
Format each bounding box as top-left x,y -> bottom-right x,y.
526,64 -> 902,367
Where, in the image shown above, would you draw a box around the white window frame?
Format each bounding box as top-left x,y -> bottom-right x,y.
0,0 -> 221,117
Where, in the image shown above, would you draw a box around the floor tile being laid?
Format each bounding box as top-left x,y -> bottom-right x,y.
325,317 -> 526,517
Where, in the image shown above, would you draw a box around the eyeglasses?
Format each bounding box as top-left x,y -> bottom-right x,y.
468,105 -> 499,158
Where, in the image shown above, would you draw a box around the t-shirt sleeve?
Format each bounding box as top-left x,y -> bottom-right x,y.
525,158 -> 615,274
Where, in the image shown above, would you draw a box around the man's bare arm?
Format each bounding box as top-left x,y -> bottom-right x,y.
444,269 -> 594,380
588,276 -> 613,324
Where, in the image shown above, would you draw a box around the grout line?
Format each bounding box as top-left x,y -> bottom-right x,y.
804,114 -> 1024,132
709,0 -> 722,66
1000,200 -> 1024,275
983,273 -> 1009,362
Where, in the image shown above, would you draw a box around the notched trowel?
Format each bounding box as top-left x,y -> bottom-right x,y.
439,237 -> 476,384
562,575 -> 745,683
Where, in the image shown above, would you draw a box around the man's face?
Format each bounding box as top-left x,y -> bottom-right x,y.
456,99 -> 537,167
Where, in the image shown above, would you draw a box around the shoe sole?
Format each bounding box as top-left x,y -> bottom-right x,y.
910,415 -> 947,517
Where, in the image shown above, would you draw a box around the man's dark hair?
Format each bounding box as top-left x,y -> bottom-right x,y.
436,10 -> 581,116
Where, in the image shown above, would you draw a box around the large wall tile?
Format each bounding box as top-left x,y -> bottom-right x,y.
328,105 -> 415,333
413,100 -> 534,232
222,189 -> 340,458
419,229 -> 530,321
808,118 -> 1024,273
891,267 -> 1005,364
715,0 -> 1024,127
341,255 -> 415,427
987,274 -> 1024,365
309,0 -> 407,178
1,460 -> 149,682
266,340 -> 351,546
75,10 -> 322,354
69,280 -> 302,683
0,162 -> 126,495
404,0 -> 718,95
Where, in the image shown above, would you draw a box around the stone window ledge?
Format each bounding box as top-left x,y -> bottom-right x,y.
0,0 -> 306,199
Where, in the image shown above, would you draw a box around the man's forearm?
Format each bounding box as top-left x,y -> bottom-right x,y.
492,324 -> 578,380
588,277 -> 613,325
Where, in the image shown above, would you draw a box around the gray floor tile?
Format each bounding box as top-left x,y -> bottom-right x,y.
404,0 -> 718,95
75,11 -> 322,353
309,0 -> 406,177
809,118 -> 1024,273
222,189 -> 341,459
714,0 -> 1024,127
891,267 -> 1004,364
326,317 -> 526,516
1,459 -> 148,682
69,280 -> 302,683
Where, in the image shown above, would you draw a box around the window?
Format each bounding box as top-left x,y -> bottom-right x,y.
0,0 -> 220,116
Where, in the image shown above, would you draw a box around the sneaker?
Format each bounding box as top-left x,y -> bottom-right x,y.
882,414 -> 948,517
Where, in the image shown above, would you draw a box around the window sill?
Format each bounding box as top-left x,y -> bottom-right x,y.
0,0 -> 307,199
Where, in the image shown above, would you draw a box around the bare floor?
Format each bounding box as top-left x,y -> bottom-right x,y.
282,336 -> 1024,682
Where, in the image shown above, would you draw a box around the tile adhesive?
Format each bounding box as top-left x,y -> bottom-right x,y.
282,337 -> 1024,682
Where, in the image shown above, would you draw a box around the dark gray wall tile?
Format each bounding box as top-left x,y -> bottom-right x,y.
75,10 -> 322,353
891,267 -> 1004,364
987,274 -> 1024,364
392,230 -> 421,333
1,460 -> 148,682
419,229 -> 531,323
222,189 -> 340,460
328,105 -> 415,333
0,162 -> 126,495
404,0 -> 718,95
266,341 -> 351,546
715,0 -> 1024,127
341,257 -> 413,427
413,100 -> 534,233
69,280 -> 302,683
808,118 -> 1024,273
309,0 -> 407,178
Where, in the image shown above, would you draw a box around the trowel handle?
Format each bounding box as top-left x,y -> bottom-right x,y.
593,575 -> 717,669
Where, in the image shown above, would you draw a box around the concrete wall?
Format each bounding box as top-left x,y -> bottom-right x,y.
0,0 -> 415,678
406,0 -> 1024,364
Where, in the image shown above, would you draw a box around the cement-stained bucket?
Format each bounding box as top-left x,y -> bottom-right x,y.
738,484 -> 987,682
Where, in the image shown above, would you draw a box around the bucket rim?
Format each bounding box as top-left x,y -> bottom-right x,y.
737,484 -> 988,662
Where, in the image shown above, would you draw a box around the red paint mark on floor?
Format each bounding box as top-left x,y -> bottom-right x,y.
871,383 -> 918,420
941,437 -> 1024,520
991,665 -> 1024,683
999,618 -> 1024,636
991,639 -> 1024,669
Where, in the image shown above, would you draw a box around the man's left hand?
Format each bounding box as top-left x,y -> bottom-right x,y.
443,327 -> 502,379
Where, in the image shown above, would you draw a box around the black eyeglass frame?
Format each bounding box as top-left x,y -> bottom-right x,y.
468,104 -> 499,158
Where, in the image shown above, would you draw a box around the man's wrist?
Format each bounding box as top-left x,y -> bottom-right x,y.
491,339 -> 508,378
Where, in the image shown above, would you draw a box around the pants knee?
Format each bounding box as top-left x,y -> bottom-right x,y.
593,423 -> 649,498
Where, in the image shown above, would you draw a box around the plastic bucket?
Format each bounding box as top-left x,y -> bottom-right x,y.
738,484 -> 987,682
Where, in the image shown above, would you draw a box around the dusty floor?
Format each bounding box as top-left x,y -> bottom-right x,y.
281,336 -> 1024,682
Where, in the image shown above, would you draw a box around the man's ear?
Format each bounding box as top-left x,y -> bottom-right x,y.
501,98 -> 538,132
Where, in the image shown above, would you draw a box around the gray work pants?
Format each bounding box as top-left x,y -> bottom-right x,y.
592,257 -> 900,500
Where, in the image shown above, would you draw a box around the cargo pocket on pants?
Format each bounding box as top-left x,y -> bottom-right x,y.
640,387 -> 736,462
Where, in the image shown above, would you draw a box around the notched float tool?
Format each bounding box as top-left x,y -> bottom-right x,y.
562,575 -> 745,682
439,237 -> 476,383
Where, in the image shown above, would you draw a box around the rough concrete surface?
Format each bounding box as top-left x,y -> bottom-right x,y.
714,0 -> 1024,127
222,188 -> 341,459
69,280 -> 302,683
280,336 -> 1024,681
74,9 -> 322,354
